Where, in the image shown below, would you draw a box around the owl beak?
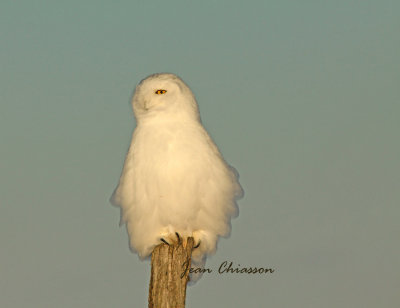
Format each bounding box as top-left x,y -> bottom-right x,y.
144,99 -> 158,111
143,100 -> 149,110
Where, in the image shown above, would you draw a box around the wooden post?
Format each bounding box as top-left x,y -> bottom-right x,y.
148,237 -> 194,308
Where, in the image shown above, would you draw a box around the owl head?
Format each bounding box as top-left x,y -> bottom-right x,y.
132,73 -> 200,123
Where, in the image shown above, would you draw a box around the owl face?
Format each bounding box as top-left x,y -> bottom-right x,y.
132,73 -> 200,122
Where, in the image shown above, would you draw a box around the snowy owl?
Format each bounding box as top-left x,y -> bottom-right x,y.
111,73 -> 243,267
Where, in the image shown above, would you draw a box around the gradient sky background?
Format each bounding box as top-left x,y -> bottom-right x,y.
1,1 -> 399,307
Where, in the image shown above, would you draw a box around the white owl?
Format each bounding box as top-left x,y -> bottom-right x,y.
111,73 -> 243,267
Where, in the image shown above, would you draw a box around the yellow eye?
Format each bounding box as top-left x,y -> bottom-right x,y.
155,89 -> 167,95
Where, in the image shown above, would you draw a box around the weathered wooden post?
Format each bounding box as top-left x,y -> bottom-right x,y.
148,237 -> 194,308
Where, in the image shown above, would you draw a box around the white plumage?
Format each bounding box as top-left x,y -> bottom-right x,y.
111,73 -> 242,267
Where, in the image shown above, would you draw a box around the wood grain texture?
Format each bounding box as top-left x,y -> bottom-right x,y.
148,237 -> 194,308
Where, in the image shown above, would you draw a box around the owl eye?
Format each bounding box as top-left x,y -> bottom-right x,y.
155,89 -> 167,95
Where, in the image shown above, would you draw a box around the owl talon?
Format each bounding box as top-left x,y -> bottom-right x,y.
160,238 -> 170,246
194,240 -> 201,249
175,232 -> 182,244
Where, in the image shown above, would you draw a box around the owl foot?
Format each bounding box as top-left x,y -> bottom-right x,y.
194,240 -> 201,249
160,238 -> 170,245
175,232 -> 182,244
160,232 -> 182,246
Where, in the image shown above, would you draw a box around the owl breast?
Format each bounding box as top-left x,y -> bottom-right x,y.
131,121 -> 221,224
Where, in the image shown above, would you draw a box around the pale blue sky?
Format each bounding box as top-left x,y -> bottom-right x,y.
1,1 -> 399,307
